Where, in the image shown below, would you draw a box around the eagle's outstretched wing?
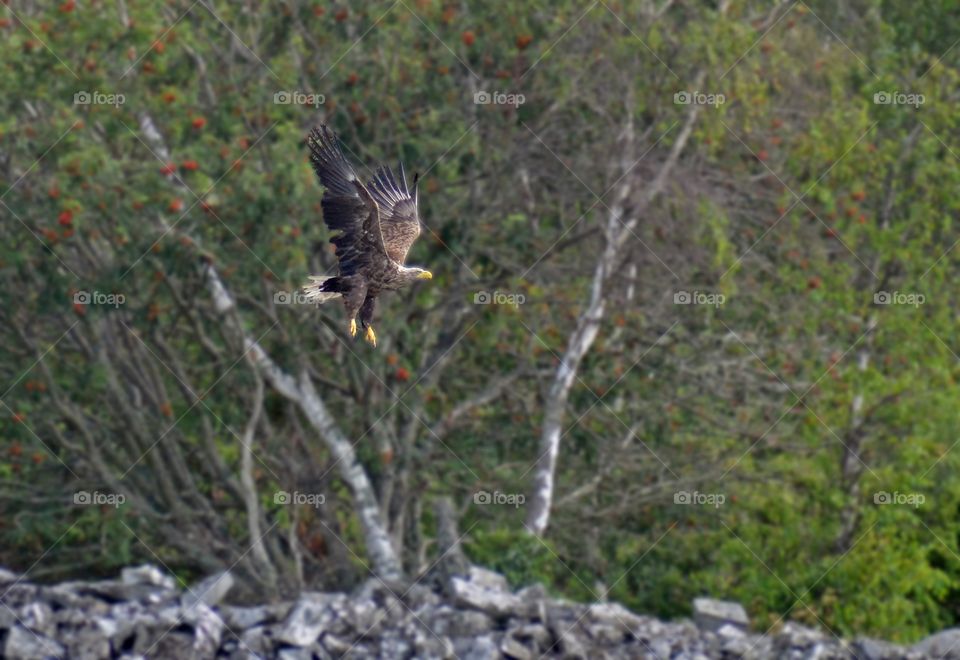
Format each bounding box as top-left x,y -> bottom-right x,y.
366,164 -> 421,265
306,126 -> 388,274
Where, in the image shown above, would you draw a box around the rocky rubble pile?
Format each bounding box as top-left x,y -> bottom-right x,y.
0,563 -> 956,659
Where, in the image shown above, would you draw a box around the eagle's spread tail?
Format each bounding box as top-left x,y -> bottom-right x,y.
302,275 -> 342,304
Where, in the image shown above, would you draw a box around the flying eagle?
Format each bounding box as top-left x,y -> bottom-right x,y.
301,125 -> 432,348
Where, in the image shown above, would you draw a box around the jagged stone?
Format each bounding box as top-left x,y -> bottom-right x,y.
274,592 -> 347,647
507,621 -> 552,651
853,637 -> 908,660
693,597 -> 750,633
501,634 -> 534,660
0,562 -> 943,659
62,624 -> 112,660
13,601 -> 54,638
450,571 -> 524,617
220,603 -> 291,631
912,628 -> 960,658
239,624 -> 274,656
453,633 -> 500,660
184,570 -> 235,608
4,625 -> 66,660
121,564 -> 177,590
320,632 -> 355,654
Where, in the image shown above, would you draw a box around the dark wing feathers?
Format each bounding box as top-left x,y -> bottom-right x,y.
366,165 -> 422,264
307,125 -> 422,269
306,126 -> 387,275
307,125 -> 359,198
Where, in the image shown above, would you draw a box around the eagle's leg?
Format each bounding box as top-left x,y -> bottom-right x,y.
359,294 -> 378,348
342,277 -> 368,340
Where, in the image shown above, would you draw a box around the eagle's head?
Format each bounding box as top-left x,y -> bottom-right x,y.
400,266 -> 433,283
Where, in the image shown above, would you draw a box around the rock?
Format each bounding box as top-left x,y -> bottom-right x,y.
692,597 -> 750,633
4,625 -> 66,660
588,602 -> 648,637
501,634 -> 533,660
912,628 -> 960,658
16,601 -> 55,637
428,606 -> 494,637
320,632 -> 355,654
0,562 -> 946,659
854,637 -> 910,660
121,564 -> 177,591
184,570 -> 235,608
239,625 -> 274,656
453,633 -> 500,660
275,593 -> 346,647
507,622 -> 552,650
450,572 -> 524,617
62,624 -> 112,660
466,566 -> 510,592
220,603 -> 291,630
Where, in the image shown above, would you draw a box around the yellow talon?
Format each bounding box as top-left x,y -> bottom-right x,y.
349,319 -> 358,337
364,325 -> 377,348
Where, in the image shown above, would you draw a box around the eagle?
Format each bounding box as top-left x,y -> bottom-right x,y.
301,125 -> 432,348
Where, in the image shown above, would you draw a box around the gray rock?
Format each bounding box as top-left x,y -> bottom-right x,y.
4,625 -> 66,660
238,624 -> 273,656
692,597 -> 750,633
853,637 -> 910,660
501,634 -> 533,660
15,601 -> 54,637
320,632 -> 355,654
275,593 -> 345,647
62,624 -> 112,660
184,570 -> 235,608
121,564 -> 177,591
454,633 -> 500,660
912,628 -> 960,658
508,622 -> 552,650
428,606 -> 494,637
450,574 -> 524,617
220,603 -> 291,631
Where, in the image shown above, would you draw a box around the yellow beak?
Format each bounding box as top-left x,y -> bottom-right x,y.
418,270 -> 433,280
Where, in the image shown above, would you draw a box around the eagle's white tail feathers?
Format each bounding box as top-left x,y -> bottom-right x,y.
302,275 -> 342,304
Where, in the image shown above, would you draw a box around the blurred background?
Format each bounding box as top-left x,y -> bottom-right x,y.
0,0 -> 958,643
